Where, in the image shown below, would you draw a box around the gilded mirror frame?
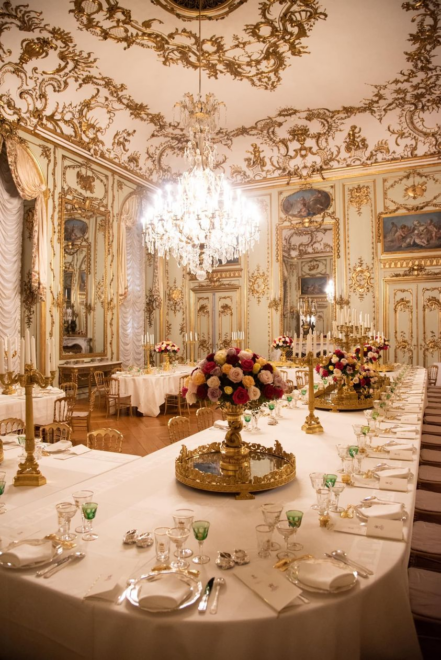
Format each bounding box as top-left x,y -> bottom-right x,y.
59,196 -> 109,360
277,219 -> 338,335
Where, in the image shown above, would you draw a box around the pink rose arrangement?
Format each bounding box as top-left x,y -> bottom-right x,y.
352,365 -> 379,396
272,335 -> 293,349
154,340 -> 179,354
375,336 -> 390,351
354,345 -> 380,364
315,348 -> 359,381
183,348 -> 287,407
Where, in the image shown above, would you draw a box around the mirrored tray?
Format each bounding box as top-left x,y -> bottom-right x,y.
126,571 -> 202,613
175,440 -> 296,500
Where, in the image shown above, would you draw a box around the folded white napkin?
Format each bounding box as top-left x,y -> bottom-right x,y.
213,421 -> 228,430
137,574 -> 191,609
359,503 -> 404,520
44,440 -> 72,453
297,562 -> 355,591
0,541 -> 53,567
376,467 -> 410,479
0,435 -> 19,444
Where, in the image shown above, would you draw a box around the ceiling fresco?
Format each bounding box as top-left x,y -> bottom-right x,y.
0,0 -> 440,185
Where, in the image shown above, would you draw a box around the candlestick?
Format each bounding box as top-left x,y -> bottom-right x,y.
295,351 -> 328,434
45,339 -> 50,377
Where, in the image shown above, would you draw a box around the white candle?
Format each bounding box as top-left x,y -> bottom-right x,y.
25,329 -> 30,364
45,339 -> 50,377
367,314 -> 370,328
31,336 -> 36,368
51,337 -> 56,371
7,337 -> 12,372
195,333 -> 198,341
190,331 -> 192,341
185,333 -> 188,342
20,338 -> 25,375
320,332 -> 323,357
151,334 -> 154,344
0,338 -> 4,375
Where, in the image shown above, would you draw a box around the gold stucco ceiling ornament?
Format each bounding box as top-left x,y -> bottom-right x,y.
142,0 -> 260,279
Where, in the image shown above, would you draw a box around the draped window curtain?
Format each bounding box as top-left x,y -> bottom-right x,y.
119,195 -> 145,368
0,146 -> 23,372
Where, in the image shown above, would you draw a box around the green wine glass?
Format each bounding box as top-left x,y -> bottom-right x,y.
81,502 -> 98,541
285,510 -> 303,551
192,520 -> 210,564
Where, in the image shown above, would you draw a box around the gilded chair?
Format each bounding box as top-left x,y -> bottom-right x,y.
53,397 -> 75,424
106,378 -> 132,420
40,422 -> 71,444
71,390 -> 96,435
168,416 -> 191,444
279,370 -> 288,382
87,428 -> 124,453
296,370 -> 309,389
93,370 -> 108,408
0,418 -> 25,435
60,381 -> 78,400
428,365 -> 439,387
164,375 -> 190,416
285,379 -> 295,394
196,407 -> 214,432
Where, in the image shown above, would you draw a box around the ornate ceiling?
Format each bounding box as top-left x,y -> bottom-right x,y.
0,0 -> 440,185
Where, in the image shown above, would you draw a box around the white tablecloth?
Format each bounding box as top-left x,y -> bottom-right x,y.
0,388 -> 64,425
0,368 -> 425,660
116,367 -> 191,416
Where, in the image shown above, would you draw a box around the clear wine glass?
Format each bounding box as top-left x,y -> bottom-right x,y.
56,502 -> 77,542
167,527 -> 190,570
73,490 -> 94,534
285,510 -> 303,551
316,488 -> 331,516
336,444 -> 348,472
275,521 -> 296,559
309,472 -> 325,509
192,520 -> 210,564
261,503 -> 282,551
81,502 -> 98,541
172,508 -> 194,558
256,524 -> 272,558
330,482 -> 345,512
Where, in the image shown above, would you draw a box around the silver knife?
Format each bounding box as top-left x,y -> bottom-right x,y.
36,555 -> 71,578
198,577 -> 215,614
325,553 -> 370,579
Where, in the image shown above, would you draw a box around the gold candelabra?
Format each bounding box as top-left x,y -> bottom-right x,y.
142,341 -> 153,374
295,351 -> 327,434
1,350 -> 17,394
0,365 -> 56,487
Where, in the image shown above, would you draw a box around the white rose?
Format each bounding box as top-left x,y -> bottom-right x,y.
333,368 -> 342,376
341,358 -> 348,365
331,356 -> 339,364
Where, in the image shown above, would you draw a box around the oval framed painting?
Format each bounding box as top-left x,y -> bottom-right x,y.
282,189 -> 332,218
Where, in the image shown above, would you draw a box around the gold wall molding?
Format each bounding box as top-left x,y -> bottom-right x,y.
382,256 -> 441,270
167,278 -> 184,316
348,184 -> 370,216
390,264 -> 441,278
349,257 -> 373,302
248,264 -> 269,305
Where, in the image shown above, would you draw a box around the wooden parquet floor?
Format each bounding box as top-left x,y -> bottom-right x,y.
71,400 -> 222,456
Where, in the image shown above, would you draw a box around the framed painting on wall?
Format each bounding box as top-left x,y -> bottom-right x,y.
381,210 -> 441,255
300,276 -> 328,296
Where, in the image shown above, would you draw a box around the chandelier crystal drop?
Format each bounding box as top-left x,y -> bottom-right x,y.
142,2 -> 260,278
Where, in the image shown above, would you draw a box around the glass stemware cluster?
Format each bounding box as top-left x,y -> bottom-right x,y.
309,472 -> 346,514
256,503 -> 304,559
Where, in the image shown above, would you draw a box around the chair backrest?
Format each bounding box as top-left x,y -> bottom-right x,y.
108,377 -> 120,397
53,397 -> 75,423
286,379 -> 295,394
296,369 -> 309,389
168,416 -> 191,443
88,390 -> 96,413
178,374 -> 190,392
94,371 -> 105,387
279,370 -> 288,382
428,364 -> 439,387
196,407 -> 214,432
0,417 -> 25,435
61,381 -> 78,400
40,422 -> 71,444
87,427 -> 124,452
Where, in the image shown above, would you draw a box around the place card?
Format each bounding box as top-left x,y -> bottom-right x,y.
234,563 -> 303,613
388,449 -> 415,461
366,518 -> 403,541
333,518 -> 366,537
379,475 -> 408,492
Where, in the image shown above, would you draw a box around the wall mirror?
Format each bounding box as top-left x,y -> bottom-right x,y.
278,222 -> 336,337
60,197 -> 108,359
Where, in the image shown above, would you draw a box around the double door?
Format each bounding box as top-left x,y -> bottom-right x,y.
191,287 -> 242,359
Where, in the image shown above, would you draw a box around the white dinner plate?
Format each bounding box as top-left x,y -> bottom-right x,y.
126,571 -> 202,613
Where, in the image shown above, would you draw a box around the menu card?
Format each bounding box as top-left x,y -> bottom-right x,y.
235,563 -> 302,613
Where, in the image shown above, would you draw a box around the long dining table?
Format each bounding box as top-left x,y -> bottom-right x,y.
0,367 -> 425,660
0,386 -> 64,426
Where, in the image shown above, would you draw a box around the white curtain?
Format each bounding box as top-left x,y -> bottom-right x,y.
118,194 -> 142,301
119,221 -> 145,368
0,146 -> 23,371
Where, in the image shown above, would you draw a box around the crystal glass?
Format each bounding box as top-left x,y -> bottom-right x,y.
256,523 -> 272,558
286,395 -> 293,408
252,409 -> 262,432
293,390 -> 300,407
343,457 -> 354,477
309,471 -> 325,509
357,433 -> 367,453
81,502 -> 98,541
56,502 -> 77,542
353,453 -> 364,475
275,400 -> 283,419
167,527 -> 190,570
285,510 -> 303,551
336,444 -> 348,472
73,489 -> 94,534
172,508 -> 194,558
316,488 -> 331,515
348,445 -> 359,458
243,412 -> 252,432
268,402 -> 276,421
330,481 -> 345,512
275,520 -> 296,559
154,526 -> 170,562
17,435 -> 26,458
0,475 -> 6,512
300,388 -> 307,400
192,520 -> 210,564
323,473 -> 337,488
261,503 -> 283,551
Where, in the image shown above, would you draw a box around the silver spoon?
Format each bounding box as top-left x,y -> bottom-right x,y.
331,550 -> 373,576
210,577 -> 225,614
37,552 -> 85,578
361,495 -> 393,505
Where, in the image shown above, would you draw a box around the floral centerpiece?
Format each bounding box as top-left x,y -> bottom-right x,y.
154,340 -> 179,371
315,348 -> 358,381
272,335 -> 293,364
375,336 -> 390,351
352,364 -> 379,397
183,348 -> 287,471
354,344 -> 380,365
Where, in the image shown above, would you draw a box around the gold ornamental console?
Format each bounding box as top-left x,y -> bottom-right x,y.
175,404 -> 296,500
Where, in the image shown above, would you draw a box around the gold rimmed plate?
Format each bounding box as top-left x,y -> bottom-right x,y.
0,540 -> 63,570
287,558 -> 358,594
126,570 -> 203,613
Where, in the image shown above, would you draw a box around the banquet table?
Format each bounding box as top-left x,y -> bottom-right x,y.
0,387 -> 64,426
115,366 -> 191,416
0,368 -> 425,660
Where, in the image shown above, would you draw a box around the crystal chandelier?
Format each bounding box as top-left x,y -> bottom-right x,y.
142,1 -> 260,280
